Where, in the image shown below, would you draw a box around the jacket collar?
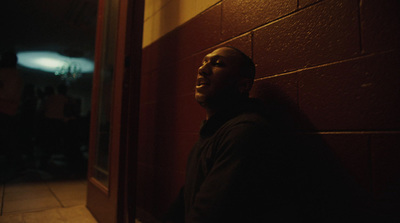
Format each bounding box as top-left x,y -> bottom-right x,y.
199,98 -> 265,138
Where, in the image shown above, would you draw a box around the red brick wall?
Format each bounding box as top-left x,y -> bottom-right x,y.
137,0 -> 400,220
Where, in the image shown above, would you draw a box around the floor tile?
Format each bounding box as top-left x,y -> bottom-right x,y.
0,169 -> 96,222
4,182 -> 48,194
22,209 -> 64,223
0,206 -> 98,223
3,189 -> 54,202
57,205 -> 97,223
3,196 -> 61,214
47,180 -> 87,207
0,214 -> 24,223
0,183 -> 3,212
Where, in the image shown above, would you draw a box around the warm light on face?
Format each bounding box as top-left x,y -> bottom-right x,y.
17,51 -> 94,73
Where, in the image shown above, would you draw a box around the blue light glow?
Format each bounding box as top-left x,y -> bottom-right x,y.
17,51 -> 94,73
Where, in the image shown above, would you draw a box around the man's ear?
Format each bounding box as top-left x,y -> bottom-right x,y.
238,78 -> 253,94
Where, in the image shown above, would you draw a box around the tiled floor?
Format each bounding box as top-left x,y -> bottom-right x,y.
0,169 -> 97,223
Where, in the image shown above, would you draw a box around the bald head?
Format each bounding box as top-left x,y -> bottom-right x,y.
222,46 -> 255,80
195,47 -> 255,116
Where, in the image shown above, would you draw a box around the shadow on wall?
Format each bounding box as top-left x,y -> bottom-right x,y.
250,81 -> 398,222
251,81 -> 314,132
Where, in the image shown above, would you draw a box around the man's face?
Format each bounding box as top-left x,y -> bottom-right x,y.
195,47 -> 244,107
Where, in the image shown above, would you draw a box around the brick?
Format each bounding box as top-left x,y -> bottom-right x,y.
371,134 -> 400,194
136,164 -> 156,211
154,59 -> 197,97
251,74 -> 298,105
156,94 -> 205,134
139,70 -> 158,103
153,167 -> 185,218
141,3 -> 222,73
220,34 -> 253,59
140,56 -> 198,103
174,57 -> 200,96
141,36 -> 175,74
139,95 -> 204,136
141,46 -> 153,74
322,134 -> 371,192
175,3 -> 222,60
221,0 -> 296,40
154,132 -> 198,172
370,134 -> 400,214
361,0 -> 400,53
250,74 -> 311,131
174,94 -> 206,133
194,33 -> 253,61
298,0 -> 320,8
299,51 -> 400,131
137,131 -> 157,165
253,0 -> 360,77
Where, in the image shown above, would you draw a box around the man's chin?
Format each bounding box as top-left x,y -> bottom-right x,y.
195,93 -> 214,108
195,95 -> 206,106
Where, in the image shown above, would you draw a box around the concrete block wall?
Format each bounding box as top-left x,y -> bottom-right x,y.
142,0 -> 219,47
137,0 -> 400,221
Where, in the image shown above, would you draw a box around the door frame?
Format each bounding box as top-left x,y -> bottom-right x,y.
86,0 -> 144,222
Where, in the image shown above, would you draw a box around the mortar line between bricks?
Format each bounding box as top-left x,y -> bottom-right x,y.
358,0 -> 365,54
254,49 -> 397,81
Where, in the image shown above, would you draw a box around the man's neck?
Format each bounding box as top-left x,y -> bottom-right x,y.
205,109 -> 215,120
204,96 -> 250,120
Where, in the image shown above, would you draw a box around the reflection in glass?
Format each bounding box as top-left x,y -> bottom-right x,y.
92,0 -> 120,188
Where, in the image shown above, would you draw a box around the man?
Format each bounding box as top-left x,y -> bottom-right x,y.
194,47 -> 255,119
165,47 -> 366,223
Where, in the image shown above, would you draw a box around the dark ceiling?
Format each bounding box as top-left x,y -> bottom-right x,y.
1,0 -> 97,55
1,0 -> 98,92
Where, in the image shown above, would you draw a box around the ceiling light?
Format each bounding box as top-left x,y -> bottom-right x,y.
17,51 -> 94,74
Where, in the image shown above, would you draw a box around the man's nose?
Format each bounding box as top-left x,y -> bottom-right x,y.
198,63 -> 210,76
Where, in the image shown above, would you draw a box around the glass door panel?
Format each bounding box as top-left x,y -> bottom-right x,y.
92,0 -> 120,188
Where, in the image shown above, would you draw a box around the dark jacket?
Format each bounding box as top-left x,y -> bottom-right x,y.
166,98 -> 369,223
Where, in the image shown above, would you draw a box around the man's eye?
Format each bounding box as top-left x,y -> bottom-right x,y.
213,60 -> 224,66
